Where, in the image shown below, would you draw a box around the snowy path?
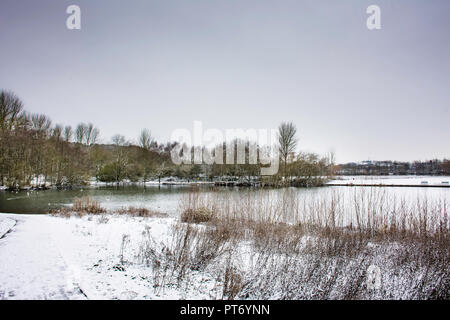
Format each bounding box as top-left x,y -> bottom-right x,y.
0,214 -> 179,300
0,217 -> 16,239
0,214 -> 86,300
0,213 -> 217,300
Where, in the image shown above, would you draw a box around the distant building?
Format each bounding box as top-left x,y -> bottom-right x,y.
336,159 -> 446,176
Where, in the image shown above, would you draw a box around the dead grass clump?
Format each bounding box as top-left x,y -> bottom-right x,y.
97,215 -> 109,224
181,207 -> 214,223
250,221 -> 304,254
137,221 -> 238,291
50,196 -> 106,216
52,201 -> 169,218
72,196 -> 106,214
116,206 -> 168,218
49,208 -> 72,217
222,263 -> 244,300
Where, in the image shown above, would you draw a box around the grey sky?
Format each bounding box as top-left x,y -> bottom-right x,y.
0,0 -> 449,163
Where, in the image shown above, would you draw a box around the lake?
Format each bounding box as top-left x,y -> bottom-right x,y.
0,181 -> 448,222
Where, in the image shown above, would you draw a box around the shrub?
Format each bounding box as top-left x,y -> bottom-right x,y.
72,196 -> 106,214
116,206 -> 168,218
181,207 -> 214,223
52,196 -> 106,216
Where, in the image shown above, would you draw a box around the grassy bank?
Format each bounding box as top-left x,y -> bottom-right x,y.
53,190 -> 449,299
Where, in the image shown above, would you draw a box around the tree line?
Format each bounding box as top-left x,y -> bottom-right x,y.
0,90 -> 334,190
337,159 -> 450,176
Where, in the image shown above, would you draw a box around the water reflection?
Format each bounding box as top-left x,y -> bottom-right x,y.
0,185 -> 448,219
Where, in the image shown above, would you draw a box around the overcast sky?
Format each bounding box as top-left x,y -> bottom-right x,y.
0,0 -> 449,163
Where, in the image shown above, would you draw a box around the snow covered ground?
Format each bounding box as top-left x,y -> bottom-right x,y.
1,211 -> 447,300
0,217 -> 16,239
0,214 -> 86,299
88,178 -> 215,187
0,213 -> 215,300
327,175 -> 450,186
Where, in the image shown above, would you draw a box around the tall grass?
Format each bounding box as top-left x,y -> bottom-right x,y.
179,187 -> 449,241
136,188 -> 449,299
52,189 -> 449,299
52,196 -> 167,218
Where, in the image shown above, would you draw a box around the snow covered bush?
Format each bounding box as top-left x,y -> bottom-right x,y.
181,207 -> 215,223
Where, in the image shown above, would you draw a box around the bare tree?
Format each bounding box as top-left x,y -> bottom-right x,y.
0,90 -> 25,186
53,124 -> 63,140
31,113 -> 52,136
278,122 -> 297,179
92,128 -> 100,144
139,128 -> 154,150
84,123 -> 99,146
75,123 -> 86,144
63,125 -> 73,142
0,90 -> 24,132
111,134 -> 129,185
155,161 -> 167,184
138,129 -> 155,185
112,134 -> 127,147
326,151 -> 336,177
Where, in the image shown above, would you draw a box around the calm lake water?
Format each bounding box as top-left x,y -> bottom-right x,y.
0,184 -> 449,218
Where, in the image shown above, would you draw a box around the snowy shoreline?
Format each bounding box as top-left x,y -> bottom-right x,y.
1,211 -> 447,300
3,175 -> 450,192
327,175 -> 450,187
0,213 -> 177,299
